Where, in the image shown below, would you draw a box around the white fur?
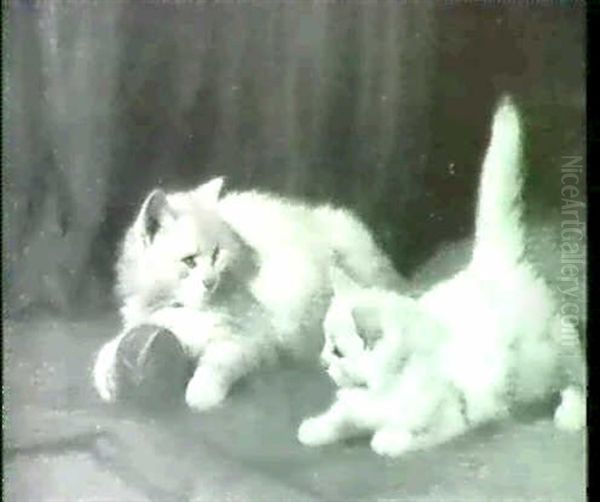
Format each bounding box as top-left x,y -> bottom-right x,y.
298,98 -> 586,456
93,176 -> 403,410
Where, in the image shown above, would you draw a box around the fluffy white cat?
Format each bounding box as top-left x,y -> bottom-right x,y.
297,97 -> 586,457
93,176 -> 404,410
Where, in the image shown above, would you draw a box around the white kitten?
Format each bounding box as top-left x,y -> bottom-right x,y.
298,97 -> 586,456
94,176 -> 404,410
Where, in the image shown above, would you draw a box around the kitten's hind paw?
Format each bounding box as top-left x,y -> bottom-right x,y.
370,428 -> 413,457
554,387 -> 586,432
297,417 -> 339,447
93,339 -> 120,402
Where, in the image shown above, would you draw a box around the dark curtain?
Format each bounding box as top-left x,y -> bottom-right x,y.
3,1 -> 585,318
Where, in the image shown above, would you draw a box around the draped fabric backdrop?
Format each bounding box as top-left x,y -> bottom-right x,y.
3,2 -> 585,318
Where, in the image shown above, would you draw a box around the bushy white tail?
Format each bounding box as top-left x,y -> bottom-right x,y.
471,97 -> 525,271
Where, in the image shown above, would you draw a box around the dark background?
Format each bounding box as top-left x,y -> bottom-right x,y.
3,1 -> 586,318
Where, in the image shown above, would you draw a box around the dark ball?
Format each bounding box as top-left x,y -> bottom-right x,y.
114,324 -> 193,410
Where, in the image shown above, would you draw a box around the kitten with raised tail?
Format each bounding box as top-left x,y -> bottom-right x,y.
93,175 -> 405,410
297,97 -> 586,457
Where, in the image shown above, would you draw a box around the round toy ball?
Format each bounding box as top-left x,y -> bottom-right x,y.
114,324 -> 193,410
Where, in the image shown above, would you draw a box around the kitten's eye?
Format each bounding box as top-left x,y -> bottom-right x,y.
182,255 -> 197,268
211,245 -> 220,266
332,346 -> 343,358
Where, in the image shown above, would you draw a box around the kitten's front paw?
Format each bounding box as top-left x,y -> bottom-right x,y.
185,372 -> 228,412
370,428 -> 413,457
297,416 -> 338,447
93,339 -> 120,402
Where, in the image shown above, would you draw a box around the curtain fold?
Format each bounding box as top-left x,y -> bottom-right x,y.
2,2 -> 585,318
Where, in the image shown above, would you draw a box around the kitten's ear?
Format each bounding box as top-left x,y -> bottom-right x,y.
194,177 -> 225,206
330,264 -> 360,295
140,189 -> 171,243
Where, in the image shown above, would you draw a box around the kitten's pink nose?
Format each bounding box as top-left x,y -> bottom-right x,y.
203,277 -> 216,291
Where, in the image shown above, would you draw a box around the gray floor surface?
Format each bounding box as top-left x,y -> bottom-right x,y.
3,314 -> 586,501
